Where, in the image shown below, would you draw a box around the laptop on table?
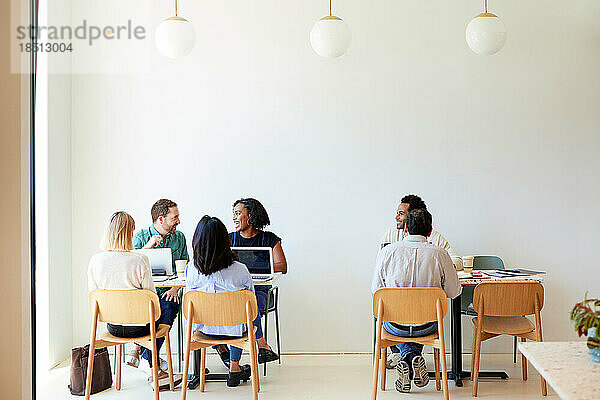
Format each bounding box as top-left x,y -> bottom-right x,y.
134,248 -> 173,276
231,246 -> 274,281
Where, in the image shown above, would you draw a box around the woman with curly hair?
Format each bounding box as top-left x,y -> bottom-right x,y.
229,197 -> 287,364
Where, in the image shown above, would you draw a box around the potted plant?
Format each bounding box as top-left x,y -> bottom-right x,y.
570,295 -> 600,362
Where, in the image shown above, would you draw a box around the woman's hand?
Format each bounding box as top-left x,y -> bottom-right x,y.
161,286 -> 180,303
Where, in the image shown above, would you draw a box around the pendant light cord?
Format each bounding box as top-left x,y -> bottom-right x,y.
484,0 -> 487,13
175,0 -> 178,16
329,0 -> 332,16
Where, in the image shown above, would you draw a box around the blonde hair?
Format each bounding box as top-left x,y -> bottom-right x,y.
101,211 -> 135,251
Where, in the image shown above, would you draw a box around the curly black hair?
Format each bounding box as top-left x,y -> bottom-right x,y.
233,198 -> 270,231
400,194 -> 427,212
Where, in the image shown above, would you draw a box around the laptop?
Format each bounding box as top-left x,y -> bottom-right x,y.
231,246 -> 274,281
134,248 -> 173,276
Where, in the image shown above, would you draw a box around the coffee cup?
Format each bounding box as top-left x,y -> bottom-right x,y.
175,259 -> 187,279
462,255 -> 474,272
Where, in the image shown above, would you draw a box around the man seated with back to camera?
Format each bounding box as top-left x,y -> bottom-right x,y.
372,208 -> 461,393
380,194 -> 463,369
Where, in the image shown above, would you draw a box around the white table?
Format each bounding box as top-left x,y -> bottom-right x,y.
518,341 -> 600,400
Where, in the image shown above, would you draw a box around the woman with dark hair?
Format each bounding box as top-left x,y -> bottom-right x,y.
230,198 -> 286,363
185,215 -> 267,387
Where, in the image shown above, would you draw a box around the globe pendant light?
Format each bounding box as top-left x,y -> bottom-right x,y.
155,0 -> 196,59
310,0 -> 351,58
465,0 -> 506,55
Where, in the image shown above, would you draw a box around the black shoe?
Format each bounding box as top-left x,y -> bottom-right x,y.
258,348 -> 279,364
219,350 -> 231,368
227,365 -> 251,387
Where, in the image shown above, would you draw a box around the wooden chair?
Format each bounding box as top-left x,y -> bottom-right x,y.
86,289 -> 175,400
180,290 -> 260,400
372,288 -> 449,400
471,282 -> 547,397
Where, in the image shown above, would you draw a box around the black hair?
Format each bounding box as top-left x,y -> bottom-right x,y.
192,215 -> 235,275
233,198 -> 270,230
406,208 -> 433,237
400,194 -> 427,212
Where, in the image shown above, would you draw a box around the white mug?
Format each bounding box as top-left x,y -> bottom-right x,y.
175,259 -> 187,278
462,255 -> 474,269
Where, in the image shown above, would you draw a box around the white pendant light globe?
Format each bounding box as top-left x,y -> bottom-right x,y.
466,13 -> 506,55
310,16 -> 351,58
155,16 -> 196,59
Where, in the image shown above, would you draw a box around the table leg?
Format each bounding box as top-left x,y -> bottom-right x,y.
448,292 -> 509,385
450,294 -> 464,387
187,349 -> 228,389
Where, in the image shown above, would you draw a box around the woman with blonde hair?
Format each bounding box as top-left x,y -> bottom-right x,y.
88,211 -> 183,391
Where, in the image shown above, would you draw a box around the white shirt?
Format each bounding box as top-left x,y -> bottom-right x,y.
88,251 -> 155,292
380,227 -> 463,271
185,260 -> 255,337
371,235 -> 461,299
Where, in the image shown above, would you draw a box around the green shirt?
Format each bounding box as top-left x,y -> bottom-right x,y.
133,225 -> 189,295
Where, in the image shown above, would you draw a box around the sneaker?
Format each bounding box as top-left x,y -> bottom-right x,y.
126,349 -> 140,368
386,353 -> 402,369
395,361 -> 411,393
140,356 -> 169,374
149,372 -> 183,391
412,355 -> 430,388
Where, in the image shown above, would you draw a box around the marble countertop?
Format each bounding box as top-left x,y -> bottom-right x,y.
458,271 -> 544,285
518,341 -> 600,400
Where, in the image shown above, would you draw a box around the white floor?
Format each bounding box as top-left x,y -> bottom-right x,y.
38,353 -> 556,399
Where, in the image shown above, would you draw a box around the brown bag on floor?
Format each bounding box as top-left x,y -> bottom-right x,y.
68,345 -> 113,396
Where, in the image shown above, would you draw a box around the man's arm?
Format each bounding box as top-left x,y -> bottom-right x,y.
439,251 -> 461,299
371,248 -> 388,294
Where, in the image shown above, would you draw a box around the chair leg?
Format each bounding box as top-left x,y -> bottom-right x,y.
513,336 -> 517,363
180,337 -> 192,400
200,348 -> 206,392
434,348 -> 441,391
472,328 -> 482,397
263,312 -> 268,376
440,342 -> 449,400
275,306 -> 281,365
380,346 -> 387,390
116,345 -> 122,390
521,337 -> 528,381
84,344 -> 96,400
541,375 -> 548,396
249,339 -> 260,400
372,347 -> 380,400
471,325 -> 476,381
164,333 -> 175,391
151,337 -> 159,400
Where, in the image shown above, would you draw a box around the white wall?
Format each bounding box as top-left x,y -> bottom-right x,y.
70,0 -> 600,352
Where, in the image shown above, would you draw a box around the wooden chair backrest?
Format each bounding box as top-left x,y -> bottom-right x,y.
372,288 -> 447,323
89,289 -> 161,324
473,282 -> 544,316
182,290 -> 258,325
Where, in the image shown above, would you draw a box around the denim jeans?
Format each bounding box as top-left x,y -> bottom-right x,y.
383,321 -> 438,368
136,297 -> 180,366
202,313 -> 263,363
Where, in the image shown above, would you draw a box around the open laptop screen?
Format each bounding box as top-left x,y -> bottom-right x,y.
231,247 -> 273,275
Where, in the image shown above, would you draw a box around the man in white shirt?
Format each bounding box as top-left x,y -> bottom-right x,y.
380,194 -> 463,271
372,208 -> 461,393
